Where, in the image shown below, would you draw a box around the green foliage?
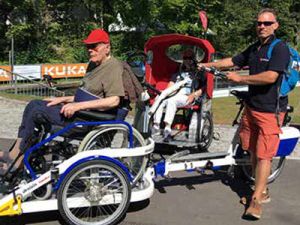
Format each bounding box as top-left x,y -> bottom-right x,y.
0,0 -> 299,64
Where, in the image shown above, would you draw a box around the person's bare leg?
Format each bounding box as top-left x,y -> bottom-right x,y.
0,138 -> 23,171
245,158 -> 271,219
253,159 -> 271,200
248,152 -> 269,195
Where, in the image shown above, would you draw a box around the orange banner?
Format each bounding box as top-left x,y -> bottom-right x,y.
0,66 -> 12,82
41,63 -> 88,79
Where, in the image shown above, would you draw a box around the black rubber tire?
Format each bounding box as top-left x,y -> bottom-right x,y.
198,112 -> 214,151
241,156 -> 286,184
57,160 -> 131,225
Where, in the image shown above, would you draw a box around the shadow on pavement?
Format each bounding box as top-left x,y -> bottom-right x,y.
0,210 -> 67,225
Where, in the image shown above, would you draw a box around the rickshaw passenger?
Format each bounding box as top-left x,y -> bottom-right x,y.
0,29 -> 125,174
152,49 -> 206,141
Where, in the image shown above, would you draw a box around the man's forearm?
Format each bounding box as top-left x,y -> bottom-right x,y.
201,57 -> 235,69
237,71 -> 279,85
62,96 -> 74,103
59,96 -> 75,103
78,96 -> 120,111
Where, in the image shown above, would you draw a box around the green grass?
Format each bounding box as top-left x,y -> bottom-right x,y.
213,87 -> 300,124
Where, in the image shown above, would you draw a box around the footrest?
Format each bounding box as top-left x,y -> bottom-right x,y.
0,195 -> 22,216
152,132 -> 199,148
170,151 -> 229,162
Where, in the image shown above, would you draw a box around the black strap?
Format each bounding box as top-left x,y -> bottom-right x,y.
275,77 -> 282,127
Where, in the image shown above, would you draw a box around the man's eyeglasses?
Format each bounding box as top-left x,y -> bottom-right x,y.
86,43 -> 104,50
256,21 -> 275,27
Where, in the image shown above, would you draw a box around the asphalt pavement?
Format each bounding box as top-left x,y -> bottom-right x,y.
0,158 -> 299,225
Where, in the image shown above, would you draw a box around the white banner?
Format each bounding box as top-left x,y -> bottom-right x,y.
13,65 -> 41,80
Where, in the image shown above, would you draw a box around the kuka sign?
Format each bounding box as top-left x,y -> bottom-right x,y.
0,66 -> 12,82
41,64 -> 88,78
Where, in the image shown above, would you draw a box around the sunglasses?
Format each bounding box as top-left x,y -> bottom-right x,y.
86,43 -> 107,50
86,43 -> 100,50
256,21 -> 276,27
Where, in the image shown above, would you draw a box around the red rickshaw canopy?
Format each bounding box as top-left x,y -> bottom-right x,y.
144,34 -> 215,98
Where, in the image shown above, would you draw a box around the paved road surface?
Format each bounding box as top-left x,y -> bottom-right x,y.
0,159 -> 299,225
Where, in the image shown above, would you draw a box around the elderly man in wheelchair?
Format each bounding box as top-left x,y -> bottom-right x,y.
0,29 -> 132,181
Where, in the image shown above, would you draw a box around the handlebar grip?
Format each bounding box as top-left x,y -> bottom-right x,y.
202,67 -> 227,80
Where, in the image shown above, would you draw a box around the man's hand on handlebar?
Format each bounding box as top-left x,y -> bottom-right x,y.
197,63 -> 209,71
226,71 -> 243,84
197,65 -> 228,80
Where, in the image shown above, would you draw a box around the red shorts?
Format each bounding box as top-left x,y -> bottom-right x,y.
239,107 -> 285,160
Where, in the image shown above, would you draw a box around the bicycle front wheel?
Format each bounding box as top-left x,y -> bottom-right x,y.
57,160 -> 131,225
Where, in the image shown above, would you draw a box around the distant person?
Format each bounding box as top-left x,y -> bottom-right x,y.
153,49 -> 205,142
0,29 -> 125,174
198,8 -> 289,219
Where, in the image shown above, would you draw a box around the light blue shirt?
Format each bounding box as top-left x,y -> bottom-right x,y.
175,72 -> 193,95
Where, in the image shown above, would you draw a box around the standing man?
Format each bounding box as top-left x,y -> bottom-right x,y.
199,8 -> 289,219
0,29 -> 125,174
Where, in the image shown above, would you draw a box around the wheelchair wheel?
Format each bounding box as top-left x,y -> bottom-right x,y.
58,160 -> 131,225
241,156 -> 286,184
79,126 -> 148,186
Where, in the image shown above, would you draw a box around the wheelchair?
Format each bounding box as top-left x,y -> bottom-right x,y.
0,98 -> 155,225
0,103 -> 149,197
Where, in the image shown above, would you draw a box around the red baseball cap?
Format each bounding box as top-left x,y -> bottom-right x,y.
83,29 -> 110,44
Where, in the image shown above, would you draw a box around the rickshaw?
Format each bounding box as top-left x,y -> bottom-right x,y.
132,34 -> 215,151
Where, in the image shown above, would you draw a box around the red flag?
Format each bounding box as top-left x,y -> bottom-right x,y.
199,10 -> 208,31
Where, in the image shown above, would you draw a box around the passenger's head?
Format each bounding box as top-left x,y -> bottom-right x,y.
256,8 -> 279,41
83,29 -> 111,65
181,49 -> 196,71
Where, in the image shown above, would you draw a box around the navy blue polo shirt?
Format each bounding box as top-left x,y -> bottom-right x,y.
232,35 -> 290,112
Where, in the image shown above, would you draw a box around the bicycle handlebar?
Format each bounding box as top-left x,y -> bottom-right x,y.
199,66 -> 228,80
